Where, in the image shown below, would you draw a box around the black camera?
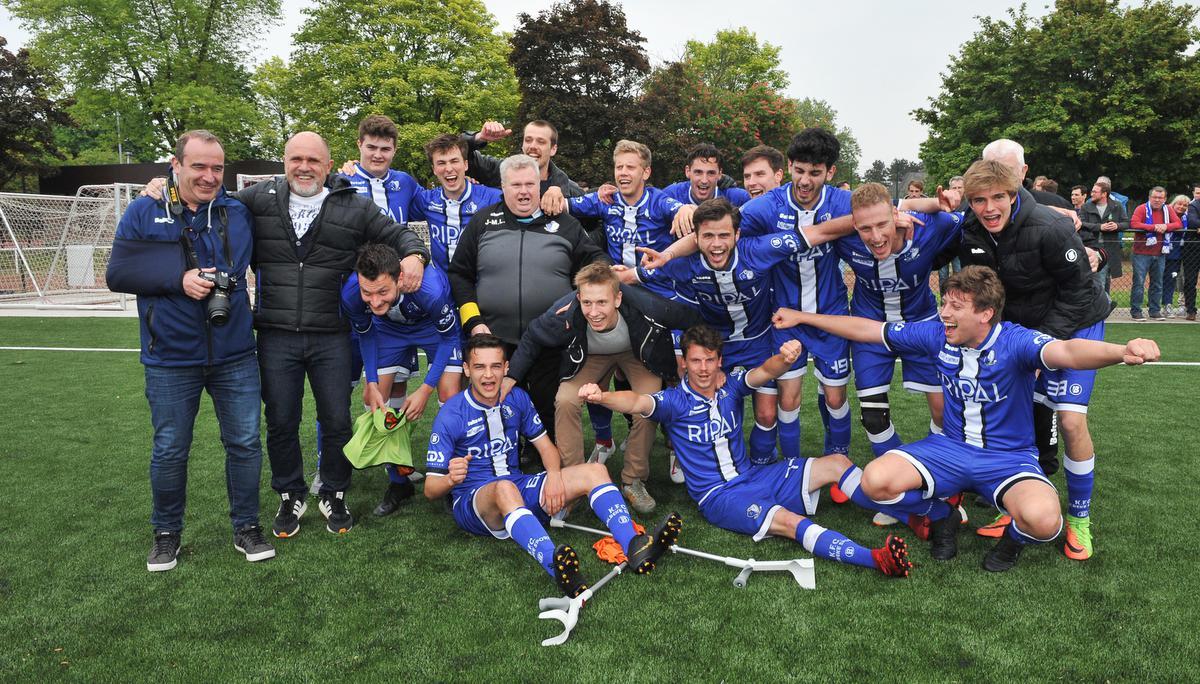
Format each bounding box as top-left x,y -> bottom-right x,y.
198,271 -> 235,326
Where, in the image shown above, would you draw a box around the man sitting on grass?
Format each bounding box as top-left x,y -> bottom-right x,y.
773,265 -> 1160,571
580,325 -> 915,578
424,334 -> 682,597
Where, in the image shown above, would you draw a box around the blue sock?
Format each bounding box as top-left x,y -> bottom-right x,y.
1006,517 -> 1061,545
838,466 -> 951,520
824,394 -> 852,455
386,464 -> 407,484
749,422 -> 778,465
587,403 -> 613,444
795,518 -> 876,569
589,484 -> 637,553
777,407 -> 800,460
504,508 -> 558,578
866,422 -> 902,457
1063,455 -> 1095,518
315,419 -> 323,459
816,386 -> 832,448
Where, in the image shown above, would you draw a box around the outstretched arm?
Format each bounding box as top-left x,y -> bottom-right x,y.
772,308 -> 885,345
578,385 -> 655,416
1042,337 -> 1160,371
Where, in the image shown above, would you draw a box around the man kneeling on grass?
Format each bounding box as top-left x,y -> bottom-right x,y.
580,325 -> 914,578
424,334 -> 682,597
773,265 -> 1160,571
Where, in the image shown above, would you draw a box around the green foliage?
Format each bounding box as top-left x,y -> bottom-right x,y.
284,0 -> 519,182
0,36 -> 71,189
915,0 -> 1200,196
683,27 -> 789,92
4,0 -> 281,162
862,159 -> 889,185
629,31 -> 860,187
509,0 -> 650,185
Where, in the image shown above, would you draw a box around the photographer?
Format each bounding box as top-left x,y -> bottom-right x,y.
107,130 -> 273,572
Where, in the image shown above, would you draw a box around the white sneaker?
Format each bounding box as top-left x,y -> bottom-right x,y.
587,441 -> 615,464
407,470 -> 424,483
872,512 -> 899,526
669,451 -> 686,484
621,479 -> 657,514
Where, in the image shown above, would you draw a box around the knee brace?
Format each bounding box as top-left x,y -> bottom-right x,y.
859,393 -> 892,435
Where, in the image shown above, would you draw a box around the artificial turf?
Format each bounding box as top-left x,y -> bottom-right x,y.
1,318 -> 1197,681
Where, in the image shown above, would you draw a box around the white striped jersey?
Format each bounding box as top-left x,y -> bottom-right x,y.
341,164 -> 421,223
882,320 -> 1058,451
425,387 -> 545,498
834,211 -> 964,323
637,232 -> 807,341
739,184 -> 851,316
409,183 -> 503,272
662,181 -> 752,207
569,187 -> 684,268
645,368 -> 758,504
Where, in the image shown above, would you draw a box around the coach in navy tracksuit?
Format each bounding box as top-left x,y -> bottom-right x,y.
107,130 -> 273,572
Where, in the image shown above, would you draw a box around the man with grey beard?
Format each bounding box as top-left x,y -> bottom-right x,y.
237,131 -> 429,538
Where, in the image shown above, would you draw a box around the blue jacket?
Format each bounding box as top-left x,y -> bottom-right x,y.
106,188 -> 256,367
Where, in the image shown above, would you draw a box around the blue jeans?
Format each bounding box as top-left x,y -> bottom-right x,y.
258,329 -> 354,496
1162,257 -> 1183,308
1130,253 -> 1164,316
144,354 -> 263,532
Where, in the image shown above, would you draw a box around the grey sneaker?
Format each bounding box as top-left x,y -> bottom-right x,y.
147,530 -> 181,572
622,479 -> 657,514
587,441 -> 615,464
233,524 -> 276,562
309,472 -> 323,496
872,512 -> 899,526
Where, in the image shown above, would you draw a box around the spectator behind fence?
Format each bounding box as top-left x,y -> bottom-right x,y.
1161,195 -> 1190,317
1184,184 -> 1200,321
1080,179 -> 1129,294
1128,186 -> 1181,320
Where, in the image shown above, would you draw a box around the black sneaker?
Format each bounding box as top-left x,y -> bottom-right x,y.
553,544 -> 589,598
982,532 -> 1025,572
373,480 -> 416,517
928,510 -> 960,561
272,492 -> 307,538
233,524 -> 276,562
627,512 -> 683,575
319,491 -> 354,534
147,530 -> 181,572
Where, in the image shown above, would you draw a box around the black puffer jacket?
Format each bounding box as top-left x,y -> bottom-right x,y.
237,175 -> 429,333
957,187 -> 1112,338
508,285 -> 702,384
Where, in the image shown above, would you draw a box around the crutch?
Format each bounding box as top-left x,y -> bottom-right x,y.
536,562 -> 625,647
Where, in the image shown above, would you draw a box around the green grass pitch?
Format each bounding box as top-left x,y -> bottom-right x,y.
1,318 -> 1198,680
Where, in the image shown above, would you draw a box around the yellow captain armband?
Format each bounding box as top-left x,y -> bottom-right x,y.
459,302 -> 481,326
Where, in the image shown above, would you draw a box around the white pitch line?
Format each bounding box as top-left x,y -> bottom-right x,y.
2,346 -> 1199,368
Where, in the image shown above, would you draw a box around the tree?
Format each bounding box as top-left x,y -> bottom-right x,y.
887,158 -> 925,197
284,0 -> 519,179
793,97 -> 860,185
914,0 -> 1200,196
509,0 -> 650,184
0,36 -> 71,190
862,159 -> 888,186
4,0 -> 281,162
683,27 -> 788,92
249,57 -> 293,160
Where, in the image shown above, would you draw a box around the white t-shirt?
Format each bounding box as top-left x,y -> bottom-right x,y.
289,188 -> 329,239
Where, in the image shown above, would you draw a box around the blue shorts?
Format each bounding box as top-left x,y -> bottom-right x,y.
376,336 -> 463,380
450,472 -> 549,537
891,433 -> 1054,514
773,328 -> 850,385
699,458 -> 818,541
1035,320 -> 1104,414
851,340 -> 941,395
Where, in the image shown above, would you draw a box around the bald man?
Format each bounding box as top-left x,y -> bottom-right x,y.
240,132 -> 431,538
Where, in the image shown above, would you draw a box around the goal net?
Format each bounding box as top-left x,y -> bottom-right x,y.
0,183 -> 144,309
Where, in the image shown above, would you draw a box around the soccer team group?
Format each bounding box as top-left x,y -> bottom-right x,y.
132,114 -> 1161,598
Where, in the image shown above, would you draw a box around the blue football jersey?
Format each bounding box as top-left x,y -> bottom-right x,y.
835,211 -> 964,323
425,387 -> 546,499
570,187 -> 684,268
645,368 -> 758,503
341,266 -> 459,384
341,164 -> 422,223
638,231 -> 806,342
408,183 -> 503,272
883,320 -> 1057,451
662,181 -> 751,207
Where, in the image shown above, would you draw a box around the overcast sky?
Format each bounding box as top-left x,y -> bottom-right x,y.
1,1 -> 1181,172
